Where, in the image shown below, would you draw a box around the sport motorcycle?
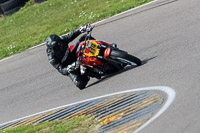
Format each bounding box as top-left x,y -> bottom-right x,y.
69,25 -> 141,79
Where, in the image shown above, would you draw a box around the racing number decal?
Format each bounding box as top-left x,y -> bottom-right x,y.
85,41 -> 100,57
89,43 -> 96,55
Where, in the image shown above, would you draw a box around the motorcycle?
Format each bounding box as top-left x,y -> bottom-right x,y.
69,25 -> 141,79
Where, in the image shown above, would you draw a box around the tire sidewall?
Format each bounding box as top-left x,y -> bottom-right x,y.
110,49 -> 141,66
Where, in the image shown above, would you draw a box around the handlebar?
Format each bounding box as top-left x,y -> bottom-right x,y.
83,24 -> 94,48
77,24 -> 95,63
86,24 -> 94,33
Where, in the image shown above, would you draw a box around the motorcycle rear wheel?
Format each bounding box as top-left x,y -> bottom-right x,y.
110,49 -> 141,66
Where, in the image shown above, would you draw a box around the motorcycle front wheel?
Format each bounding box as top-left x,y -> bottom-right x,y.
110,49 -> 141,66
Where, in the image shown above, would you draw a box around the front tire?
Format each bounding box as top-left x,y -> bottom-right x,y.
110,49 -> 141,66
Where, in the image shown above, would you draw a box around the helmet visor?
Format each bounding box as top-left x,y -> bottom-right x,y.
53,41 -> 64,52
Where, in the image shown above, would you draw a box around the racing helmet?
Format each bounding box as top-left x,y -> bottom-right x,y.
45,34 -> 66,52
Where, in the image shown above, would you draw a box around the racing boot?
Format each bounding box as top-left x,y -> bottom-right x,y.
68,73 -> 90,89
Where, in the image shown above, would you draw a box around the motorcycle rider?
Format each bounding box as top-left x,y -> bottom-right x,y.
45,24 -> 95,89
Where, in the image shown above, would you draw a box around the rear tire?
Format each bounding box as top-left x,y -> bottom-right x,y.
110,49 -> 141,66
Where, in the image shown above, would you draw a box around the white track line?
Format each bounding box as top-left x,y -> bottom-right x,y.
0,86 -> 176,132
93,0 -> 159,25
0,0 -> 159,63
134,86 -> 176,133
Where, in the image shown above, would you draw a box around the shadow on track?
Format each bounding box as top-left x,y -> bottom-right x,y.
86,65 -> 136,88
141,56 -> 157,65
85,56 -> 157,89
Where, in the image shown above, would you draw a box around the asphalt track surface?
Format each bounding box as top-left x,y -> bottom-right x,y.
0,0 -> 200,132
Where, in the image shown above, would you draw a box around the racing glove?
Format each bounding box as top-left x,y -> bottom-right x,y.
79,24 -> 91,33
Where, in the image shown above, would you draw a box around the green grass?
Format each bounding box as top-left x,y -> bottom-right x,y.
0,0 -> 152,59
0,116 -> 100,133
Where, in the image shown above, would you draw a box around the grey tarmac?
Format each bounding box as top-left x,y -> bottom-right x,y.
0,0 -> 200,132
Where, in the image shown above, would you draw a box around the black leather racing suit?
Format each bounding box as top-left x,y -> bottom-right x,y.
46,28 -> 90,89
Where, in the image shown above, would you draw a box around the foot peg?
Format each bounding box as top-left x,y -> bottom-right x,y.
110,43 -> 117,48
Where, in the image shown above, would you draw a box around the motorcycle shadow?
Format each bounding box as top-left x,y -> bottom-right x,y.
86,57 -> 156,89
86,65 -> 137,89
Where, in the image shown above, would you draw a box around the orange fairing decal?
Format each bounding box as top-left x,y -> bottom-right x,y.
104,48 -> 111,58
